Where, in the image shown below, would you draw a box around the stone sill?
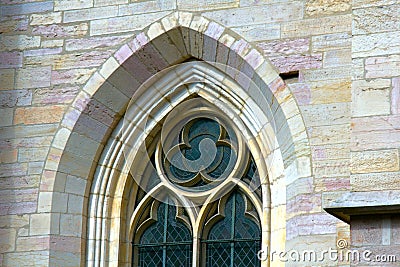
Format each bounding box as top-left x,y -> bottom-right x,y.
322,191 -> 400,223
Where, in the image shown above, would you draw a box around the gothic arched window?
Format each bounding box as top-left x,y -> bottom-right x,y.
130,98 -> 262,267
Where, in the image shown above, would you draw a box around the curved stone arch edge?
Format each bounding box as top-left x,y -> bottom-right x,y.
38,10 -> 311,266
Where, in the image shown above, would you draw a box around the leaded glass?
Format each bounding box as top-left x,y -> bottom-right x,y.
134,201 -> 192,267
164,118 -> 237,187
204,192 -> 261,267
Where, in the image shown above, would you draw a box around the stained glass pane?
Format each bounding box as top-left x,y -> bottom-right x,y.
204,192 -> 261,267
134,201 -> 192,267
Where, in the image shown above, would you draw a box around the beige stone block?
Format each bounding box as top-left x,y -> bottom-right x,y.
305,0 -> 351,17
0,69 -> 15,90
30,12 -> 62,25
3,251 -> 49,266
351,171 -> 400,191
231,23 -> 280,42
300,102 -> 350,127
38,192 -> 68,213
204,2 -> 303,27
309,124 -> 350,145
0,215 -> 29,228
0,228 -> 16,252
30,213 -> 59,236
90,11 -> 170,36
365,55 -> 400,78
54,0 -> 93,11
178,0 -> 239,11
14,105 -> 66,125
65,175 -> 86,196
312,143 -> 350,161
351,149 -> 399,174
353,0 -> 396,8
64,6 -> 118,23
0,35 -> 41,51
60,214 -> 82,237
18,147 -> 49,162
353,31 -> 400,58
282,14 -> 351,38
0,108 -> 13,127
352,79 -> 391,117
353,5 -> 400,35
301,66 -> 351,82
41,39 -> 64,48
16,66 -> 51,89
311,32 -> 351,52
16,236 -> 50,251
323,49 -> 351,68
313,159 -> 350,178
309,79 -> 351,104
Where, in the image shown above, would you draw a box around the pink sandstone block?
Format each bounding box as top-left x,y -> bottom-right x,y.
392,77 -> 400,114
0,52 -> 23,68
114,44 -> 133,64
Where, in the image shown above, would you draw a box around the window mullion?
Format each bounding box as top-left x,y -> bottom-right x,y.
162,203 -> 168,267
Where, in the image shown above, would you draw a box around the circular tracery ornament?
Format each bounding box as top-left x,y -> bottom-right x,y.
154,98 -> 248,196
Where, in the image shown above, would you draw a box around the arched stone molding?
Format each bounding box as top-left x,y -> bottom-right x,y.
40,11 -> 311,266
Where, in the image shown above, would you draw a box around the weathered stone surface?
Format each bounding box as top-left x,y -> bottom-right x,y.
323,49 -> 351,67
30,12 -> 62,25
64,5 -> 118,23
365,55 -> 400,78
301,66 -> 351,82
0,69 -> 14,90
0,35 -> 40,51
282,14 -> 351,38
315,176 -> 350,192
119,0 -> 176,15
94,0 -> 127,6
0,201 -> 36,215
33,86 -> 79,105
313,159 -> 350,178
231,23 -> 280,42
351,149 -> 399,174
309,124 -> 350,145
257,38 -> 309,57
392,78 -> 400,114
24,47 -> 63,57
300,102 -> 350,127
177,0 -> 238,11
1,1 -> 53,16
90,12 -> 170,35
353,5 -> 400,35
312,143 -> 350,161
353,32 -> 400,58
16,66 -> 51,89
0,52 -> 22,68
305,0 -> 351,17
51,68 -> 96,85
14,105 -> 66,125
54,0 -> 93,11
203,2 -> 303,27
65,35 -> 131,51
270,54 -> 322,73
3,251 -> 49,267
0,108 -> 13,127
0,90 -> 32,108
32,23 -> 88,38
352,79 -> 391,117
311,32 -> 351,52
0,15 -> 28,33
288,82 -> 311,106
287,213 -> 339,240
25,50 -> 113,70
353,0 -> 397,8
0,228 -> 16,253
351,172 -> 400,191
60,214 -> 82,237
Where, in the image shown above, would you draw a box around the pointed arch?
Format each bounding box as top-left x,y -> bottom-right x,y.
40,11 -> 311,266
